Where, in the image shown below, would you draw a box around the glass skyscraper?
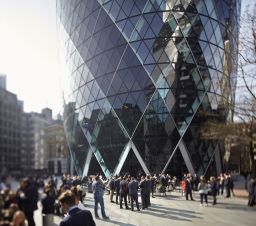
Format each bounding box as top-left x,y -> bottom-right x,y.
57,0 -> 240,178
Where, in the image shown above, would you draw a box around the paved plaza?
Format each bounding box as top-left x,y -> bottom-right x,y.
34,189 -> 255,226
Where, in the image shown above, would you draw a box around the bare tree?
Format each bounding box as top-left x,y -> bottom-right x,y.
239,3 -> 256,100
201,4 -> 256,174
236,3 -> 256,174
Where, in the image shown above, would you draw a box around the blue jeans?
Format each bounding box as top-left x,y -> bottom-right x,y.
94,196 -> 107,218
200,193 -> 208,204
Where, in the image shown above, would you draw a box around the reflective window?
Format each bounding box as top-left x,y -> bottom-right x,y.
59,0 -> 240,178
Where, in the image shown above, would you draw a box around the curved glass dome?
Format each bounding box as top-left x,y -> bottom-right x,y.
57,0 -> 240,178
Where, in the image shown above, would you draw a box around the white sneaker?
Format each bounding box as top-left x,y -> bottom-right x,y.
200,204 -> 203,206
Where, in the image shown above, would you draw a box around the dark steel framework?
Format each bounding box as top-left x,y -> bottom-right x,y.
57,0 -> 240,178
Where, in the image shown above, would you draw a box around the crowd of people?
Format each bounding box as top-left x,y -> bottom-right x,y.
180,172 -> 236,206
0,171 -> 255,226
0,177 -> 39,226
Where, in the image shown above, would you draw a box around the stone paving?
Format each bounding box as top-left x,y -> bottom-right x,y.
34,189 -> 255,226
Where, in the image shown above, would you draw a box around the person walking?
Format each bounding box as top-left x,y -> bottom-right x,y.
198,176 -> 208,206
114,176 -> 121,204
145,175 -> 152,206
128,177 -> 140,211
228,174 -> 235,197
224,174 -> 231,198
58,190 -> 96,226
247,175 -> 256,207
151,175 -> 156,198
41,186 -> 55,226
185,176 -> 194,201
209,176 -> 217,205
108,176 -> 116,203
140,176 -> 147,209
18,178 -> 38,226
92,175 -> 109,219
219,173 -> 225,195
119,177 -> 129,209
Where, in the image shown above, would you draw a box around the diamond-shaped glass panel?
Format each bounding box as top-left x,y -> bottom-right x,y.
92,110 -> 129,173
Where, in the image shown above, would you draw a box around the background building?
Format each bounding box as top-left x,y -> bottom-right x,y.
27,108 -> 69,175
58,0 -> 240,178
46,120 -> 69,175
0,75 -> 23,176
21,112 -> 34,174
0,75 -> 69,177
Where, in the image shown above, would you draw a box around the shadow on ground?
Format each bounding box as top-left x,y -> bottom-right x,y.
138,203 -> 202,222
84,195 -> 202,223
97,218 -> 137,226
213,201 -> 255,211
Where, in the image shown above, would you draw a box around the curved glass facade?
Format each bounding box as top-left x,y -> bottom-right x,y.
57,0 -> 240,178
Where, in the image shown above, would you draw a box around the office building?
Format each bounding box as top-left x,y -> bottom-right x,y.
57,0 -> 240,178
0,75 -> 23,175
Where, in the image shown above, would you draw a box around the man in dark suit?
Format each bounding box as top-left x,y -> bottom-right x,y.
114,175 -> 121,204
139,176 -> 147,209
119,176 -> 129,209
19,178 -> 38,226
58,190 -> 96,226
128,177 -> 140,211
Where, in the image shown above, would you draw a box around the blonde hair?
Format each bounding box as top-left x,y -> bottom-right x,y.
200,176 -> 205,183
12,210 -> 26,226
210,176 -> 215,181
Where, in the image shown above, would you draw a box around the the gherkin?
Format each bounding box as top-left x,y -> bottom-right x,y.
57,0 -> 240,178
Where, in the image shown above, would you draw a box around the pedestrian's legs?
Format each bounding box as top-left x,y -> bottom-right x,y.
94,198 -> 99,217
141,194 -> 146,209
204,194 -> 208,205
231,188 -> 235,197
135,196 -> 140,210
185,191 -> 188,200
110,190 -> 114,202
130,194 -> 134,210
99,196 -> 107,218
248,193 -> 254,206
213,195 -> 217,205
190,191 -> 194,200
120,194 -> 123,208
115,191 -> 119,204
124,194 -> 129,209
226,187 -> 230,197
151,186 -> 155,198
200,193 -> 203,205
145,193 -> 150,206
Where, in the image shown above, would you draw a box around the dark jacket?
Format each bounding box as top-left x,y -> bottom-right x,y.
21,183 -> 38,213
145,179 -> 151,194
128,180 -> 139,195
185,179 -> 192,192
108,179 -> 115,190
114,178 -> 121,192
210,181 -> 218,196
120,180 -> 128,194
247,178 -> 256,194
59,207 -> 96,226
41,193 -> 55,214
140,179 -> 147,195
